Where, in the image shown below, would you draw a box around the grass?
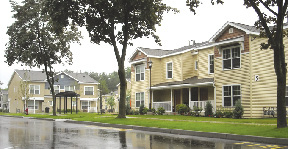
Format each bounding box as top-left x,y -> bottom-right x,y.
1,112 -> 288,139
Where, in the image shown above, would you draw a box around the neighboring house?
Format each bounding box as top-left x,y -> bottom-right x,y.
0,89 -> 8,112
8,70 -> 99,113
129,21 -> 288,118
101,91 -> 118,113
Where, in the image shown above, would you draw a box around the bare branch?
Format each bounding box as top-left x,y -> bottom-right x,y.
259,0 -> 278,15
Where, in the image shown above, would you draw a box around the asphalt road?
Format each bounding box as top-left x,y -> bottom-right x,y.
0,116 -> 287,149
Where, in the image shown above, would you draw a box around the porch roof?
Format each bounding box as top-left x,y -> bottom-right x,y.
151,77 -> 214,90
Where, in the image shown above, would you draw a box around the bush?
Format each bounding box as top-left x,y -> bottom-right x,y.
126,104 -> 130,115
233,100 -> 244,119
134,110 -> 140,115
157,107 -> 165,115
193,106 -> 202,117
224,111 -> 233,118
151,108 -> 156,114
176,104 -> 189,115
204,101 -> 213,117
214,110 -> 224,118
139,105 -> 148,115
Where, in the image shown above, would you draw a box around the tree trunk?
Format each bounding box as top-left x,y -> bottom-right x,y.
117,60 -> 127,118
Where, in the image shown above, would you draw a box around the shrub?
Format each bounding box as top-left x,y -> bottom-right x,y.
193,106 -> 202,117
214,110 -> 224,118
151,108 -> 156,114
176,104 -> 189,115
233,100 -> 244,119
204,101 -> 213,117
157,107 -> 165,115
139,105 -> 145,115
142,107 -> 148,115
223,111 -> 233,118
126,104 -> 131,115
134,110 -> 140,115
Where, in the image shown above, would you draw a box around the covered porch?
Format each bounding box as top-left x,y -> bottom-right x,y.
151,77 -> 215,113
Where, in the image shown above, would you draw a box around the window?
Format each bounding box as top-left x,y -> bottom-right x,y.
223,85 -> 241,107
229,28 -> 234,33
166,62 -> 173,79
285,86 -> 288,106
136,92 -> 144,108
72,101 -> 76,106
195,61 -> 198,70
27,100 -> 39,109
54,85 -> 60,94
223,46 -> 240,70
65,86 -> 75,91
135,65 -> 145,81
48,101 -> 53,106
81,101 -> 90,110
209,55 -> 214,74
84,86 -> 94,95
61,75 -> 64,78
29,85 -> 40,95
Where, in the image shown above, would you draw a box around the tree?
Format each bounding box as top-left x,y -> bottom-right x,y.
45,0 -> 175,118
107,96 -> 116,112
186,0 -> 287,128
18,70 -> 30,110
5,0 -> 81,116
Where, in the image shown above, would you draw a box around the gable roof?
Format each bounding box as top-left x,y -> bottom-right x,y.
65,72 -> 99,84
15,70 -> 47,81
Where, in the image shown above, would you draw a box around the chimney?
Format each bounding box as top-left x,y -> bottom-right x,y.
189,40 -> 195,46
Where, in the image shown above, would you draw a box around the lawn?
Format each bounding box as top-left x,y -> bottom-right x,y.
1,112 -> 287,139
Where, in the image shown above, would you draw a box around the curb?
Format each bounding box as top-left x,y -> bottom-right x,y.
1,115 -> 288,145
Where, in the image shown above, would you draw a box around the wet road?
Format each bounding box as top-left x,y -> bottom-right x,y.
0,116 -> 287,149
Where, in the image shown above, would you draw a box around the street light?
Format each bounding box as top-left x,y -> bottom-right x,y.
148,60 -> 153,110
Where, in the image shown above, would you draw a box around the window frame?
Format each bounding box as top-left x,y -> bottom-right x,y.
65,85 -> 75,92
81,101 -> 90,110
222,45 -> 241,70
135,92 -> 145,108
84,86 -> 94,95
135,65 -> 145,81
222,85 -> 241,107
208,54 -> 214,74
29,85 -> 40,95
166,62 -> 173,79
27,100 -> 39,109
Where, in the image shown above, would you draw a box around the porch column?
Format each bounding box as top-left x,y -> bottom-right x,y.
76,96 -> 78,114
33,99 -> 35,114
170,89 -> 173,112
189,88 -> 191,108
71,97 -> 72,114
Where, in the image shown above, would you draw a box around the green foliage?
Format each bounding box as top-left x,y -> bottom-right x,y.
139,105 -> 148,115
157,107 -> 165,115
193,106 -> 203,117
233,100 -> 244,119
107,97 -> 115,110
204,101 -> 213,117
214,111 -> 224,118
125,104 -> 130,115
151,108 -> 156,114
224,111 -> 233,118
176,104 -> 189,115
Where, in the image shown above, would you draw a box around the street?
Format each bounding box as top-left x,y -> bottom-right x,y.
0,116 -> 287,149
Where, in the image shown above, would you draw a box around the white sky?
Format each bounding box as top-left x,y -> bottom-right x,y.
0,0 -> 259,88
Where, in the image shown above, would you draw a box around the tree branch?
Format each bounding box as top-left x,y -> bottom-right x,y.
283,0 -> 288,16
248,0 -> 273,40
259,0 -> 278,15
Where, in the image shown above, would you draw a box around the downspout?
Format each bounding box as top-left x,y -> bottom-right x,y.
213,82 -> 216,113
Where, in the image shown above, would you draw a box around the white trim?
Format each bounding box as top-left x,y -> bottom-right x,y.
29,84 -> 40,95
135,92 -> 145,108
135,64 -> 145,81
151,82 -> 214,90
84,86 -> 94,95
27,97 -> 44,101
195,61 -> 198,70
80,98 -> 97,101
222,84 -> 241,107
208,54 -> 214,74
166,62 -> 173,79
222,45 -> 241,70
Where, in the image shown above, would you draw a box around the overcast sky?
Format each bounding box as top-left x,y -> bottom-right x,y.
0,0 -> 259,88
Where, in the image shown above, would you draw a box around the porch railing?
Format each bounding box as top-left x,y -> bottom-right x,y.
153,101 -> 172,112
190,100 -> 214,110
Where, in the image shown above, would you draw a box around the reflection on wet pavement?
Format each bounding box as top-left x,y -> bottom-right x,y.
0,116 -> 287,149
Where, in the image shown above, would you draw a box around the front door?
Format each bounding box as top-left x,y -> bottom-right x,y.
173,90 -> 181,112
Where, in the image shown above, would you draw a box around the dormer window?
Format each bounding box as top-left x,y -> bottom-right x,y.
229,28 -> 234,34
